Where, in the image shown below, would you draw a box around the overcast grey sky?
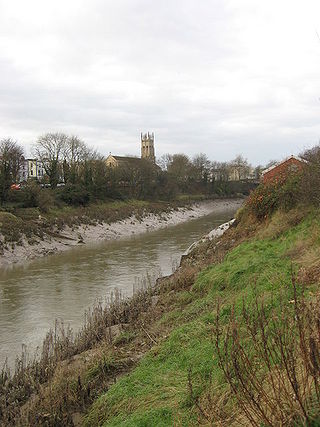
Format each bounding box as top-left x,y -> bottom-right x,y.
0,0 -> 320,165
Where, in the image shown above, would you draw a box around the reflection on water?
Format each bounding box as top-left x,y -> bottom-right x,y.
0,205 -> 237,366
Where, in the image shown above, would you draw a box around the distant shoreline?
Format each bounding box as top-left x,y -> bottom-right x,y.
0,199 -> 243,268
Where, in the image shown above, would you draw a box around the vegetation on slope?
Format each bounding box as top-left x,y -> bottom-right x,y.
4,206 -> 316,426
2,150 -> 320,426
84,207 -> 320,426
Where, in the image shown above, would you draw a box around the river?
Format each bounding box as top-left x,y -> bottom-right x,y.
0,204 -> 238,368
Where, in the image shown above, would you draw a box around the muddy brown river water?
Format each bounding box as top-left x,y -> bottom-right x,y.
0,204 -> 239,368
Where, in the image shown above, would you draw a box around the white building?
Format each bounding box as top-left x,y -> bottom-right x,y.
19,159 -> 45,182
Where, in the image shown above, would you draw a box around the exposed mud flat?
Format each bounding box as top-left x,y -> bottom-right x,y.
0,199 -> 243,267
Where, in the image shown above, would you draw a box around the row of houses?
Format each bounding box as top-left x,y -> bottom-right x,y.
15,131 -> 306,186
17,156 -> 305,185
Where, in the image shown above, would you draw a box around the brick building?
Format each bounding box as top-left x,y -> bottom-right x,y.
261,155 -> 306,184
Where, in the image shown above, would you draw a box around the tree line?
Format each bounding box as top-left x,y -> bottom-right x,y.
0,133 -> 261,206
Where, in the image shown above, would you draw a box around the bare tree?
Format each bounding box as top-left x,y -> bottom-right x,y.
254,165 -> 264,180
64,136 -> 88,163
299,144 -> 320,205
157,153 -> 173,171
34,133 -> 68,188
63,136 -> 90,184
265,159 -> 278,169
192,153 -> 211,182
229,155 -> 251,180
0,138 -> 24,202
167,154 -> 192,186
211,161 -> 230,182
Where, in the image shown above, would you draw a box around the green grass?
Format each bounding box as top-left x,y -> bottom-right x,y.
105,408 -> 174,427
84,210 -> 318,426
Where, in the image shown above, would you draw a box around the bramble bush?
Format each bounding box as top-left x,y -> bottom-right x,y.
58,183 -> 91,206
248,144 -> 320,218
245,174 -> 301,220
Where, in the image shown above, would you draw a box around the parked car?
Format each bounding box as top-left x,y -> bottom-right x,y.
10,183 -> 21,191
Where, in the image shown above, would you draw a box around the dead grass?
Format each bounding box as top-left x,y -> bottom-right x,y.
191,276 -> 320,426
257,208 -> 307,240
298,264 -> 320,286
20,342 -> 139,427
0,286 -> 155,426
0,214 -> 243,426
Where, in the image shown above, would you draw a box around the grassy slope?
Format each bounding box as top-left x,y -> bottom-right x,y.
84,208 -> 319,426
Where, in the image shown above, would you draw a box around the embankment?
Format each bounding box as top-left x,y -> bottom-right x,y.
0,198 -> 243,266
3,201 -> 319,426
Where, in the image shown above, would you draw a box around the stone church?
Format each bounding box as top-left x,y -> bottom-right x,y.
106,132 -> 156,168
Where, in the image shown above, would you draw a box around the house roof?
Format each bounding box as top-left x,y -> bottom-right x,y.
107,155 -> 142,166
261,155 -> 307,176
107,154 -> 160,168
112,155 -> 142,162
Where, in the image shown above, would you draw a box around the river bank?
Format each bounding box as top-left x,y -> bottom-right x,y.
2,177 -> 320,426
0,198 -> 243,267
3,196 -> 320,425
1,199 -> 244,426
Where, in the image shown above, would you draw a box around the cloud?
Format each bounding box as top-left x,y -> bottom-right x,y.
0,0 -> 320,164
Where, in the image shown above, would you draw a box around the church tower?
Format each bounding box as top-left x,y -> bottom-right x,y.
141,132 -> 155,163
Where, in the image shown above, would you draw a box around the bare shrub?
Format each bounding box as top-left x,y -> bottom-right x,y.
0,284 -> 154,426
192,276 -> 320,426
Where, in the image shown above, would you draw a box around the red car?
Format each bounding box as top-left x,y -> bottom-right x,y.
10,183 -> 21,190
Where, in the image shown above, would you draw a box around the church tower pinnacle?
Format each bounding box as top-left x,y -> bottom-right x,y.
140,132 -> 155,163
